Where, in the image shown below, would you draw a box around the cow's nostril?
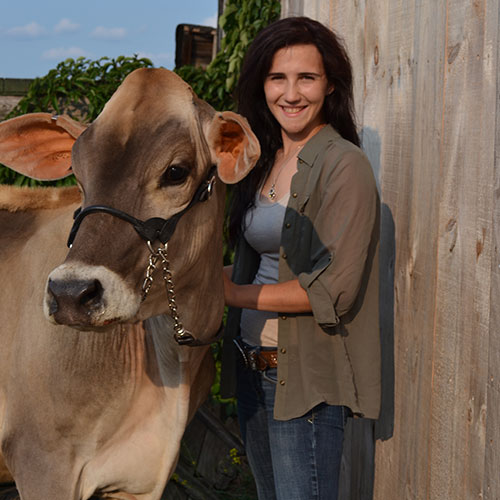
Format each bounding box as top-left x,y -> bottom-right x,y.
48,278 -> 105,320
48,295 -> 59,316
78,279 -> 103,309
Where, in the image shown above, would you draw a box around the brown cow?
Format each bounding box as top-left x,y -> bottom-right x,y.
0,68 -> 259,500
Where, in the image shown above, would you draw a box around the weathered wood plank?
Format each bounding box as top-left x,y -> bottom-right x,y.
484,24 -> 500,494
428,0 -> 497,497
359,1 -> 448,498
484,7 -> 500,497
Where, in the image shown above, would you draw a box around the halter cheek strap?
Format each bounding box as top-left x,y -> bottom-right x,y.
67,166 -> 216,248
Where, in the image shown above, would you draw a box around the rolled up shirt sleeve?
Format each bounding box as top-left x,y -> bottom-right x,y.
297,150 -> 378,332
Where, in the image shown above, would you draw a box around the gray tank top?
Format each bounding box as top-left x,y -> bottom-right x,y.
240,192 -> 289,346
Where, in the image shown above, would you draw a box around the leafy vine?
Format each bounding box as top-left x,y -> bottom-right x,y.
0,55 -> 153,186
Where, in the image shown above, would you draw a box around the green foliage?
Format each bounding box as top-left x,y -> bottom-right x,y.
175,0 -> 281,111
8,54 -> 153,122
0,55 -> 153,186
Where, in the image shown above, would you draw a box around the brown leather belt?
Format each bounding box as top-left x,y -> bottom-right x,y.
234,338 -> 278,371
249,349 -> 278,370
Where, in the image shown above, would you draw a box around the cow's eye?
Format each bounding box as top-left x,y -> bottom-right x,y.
160,165 -> 190,187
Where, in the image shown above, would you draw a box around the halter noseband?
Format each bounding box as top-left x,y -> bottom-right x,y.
67,166 -> 217,248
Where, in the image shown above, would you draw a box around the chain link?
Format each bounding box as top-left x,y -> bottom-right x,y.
141,246 -> 159,301
141,241 -> 188,339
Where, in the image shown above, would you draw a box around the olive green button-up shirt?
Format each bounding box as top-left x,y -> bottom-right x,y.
221,125 -> 381,421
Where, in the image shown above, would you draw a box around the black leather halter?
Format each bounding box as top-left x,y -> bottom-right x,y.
67,166 -> 217,248
65,166 -> 223,347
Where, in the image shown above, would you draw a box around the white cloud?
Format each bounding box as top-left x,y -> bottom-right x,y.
90,26 -> 127,40
42,46 -> 90,60
7,22 -> 46,37
54,18 -> 79,34
201,14 -> 218,28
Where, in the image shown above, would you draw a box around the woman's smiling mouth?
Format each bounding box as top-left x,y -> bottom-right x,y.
281,105 -> 306,114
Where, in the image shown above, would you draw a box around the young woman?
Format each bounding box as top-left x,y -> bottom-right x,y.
221,16 -> 381,500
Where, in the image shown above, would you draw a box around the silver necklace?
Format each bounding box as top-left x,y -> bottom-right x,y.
268,144 -> 303,201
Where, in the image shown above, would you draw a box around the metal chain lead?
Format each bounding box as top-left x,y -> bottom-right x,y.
158,244 -> 187,338
141,241 -> 189,340
141,242 -> 160,301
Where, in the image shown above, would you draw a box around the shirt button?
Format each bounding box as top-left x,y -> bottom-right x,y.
280,380 -> 286,386
282,253 -> 287,259
298,159 -> 304,164
285,222 -> 291,229
280,348 -> 286,354
280,315 -> 287,320
292,192 -> 298,198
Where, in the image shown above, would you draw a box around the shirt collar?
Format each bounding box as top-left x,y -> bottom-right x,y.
297,124 -> 340,167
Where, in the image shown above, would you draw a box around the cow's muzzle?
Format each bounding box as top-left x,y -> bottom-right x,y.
47,278 -> 105,326
44,264 -> 140,329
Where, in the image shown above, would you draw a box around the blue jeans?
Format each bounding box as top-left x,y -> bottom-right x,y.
236,356 -> 348,500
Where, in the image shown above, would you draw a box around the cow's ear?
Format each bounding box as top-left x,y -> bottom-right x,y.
0,113 -> 87,180
206,111 -> 260,184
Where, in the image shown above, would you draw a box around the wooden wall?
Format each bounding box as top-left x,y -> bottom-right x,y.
281,1 -> 500,499
0,79 -> 32,120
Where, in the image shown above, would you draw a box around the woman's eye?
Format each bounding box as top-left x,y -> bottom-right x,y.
160,165 -> 190,187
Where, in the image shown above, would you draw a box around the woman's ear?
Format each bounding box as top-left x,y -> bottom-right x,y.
0,113 -> 87,180
205,111 -> 260,184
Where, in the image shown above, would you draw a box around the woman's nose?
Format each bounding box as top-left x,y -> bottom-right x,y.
283,81 -> 300,102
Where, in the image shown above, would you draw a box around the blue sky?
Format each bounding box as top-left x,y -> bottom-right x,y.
1,0 -> 218,78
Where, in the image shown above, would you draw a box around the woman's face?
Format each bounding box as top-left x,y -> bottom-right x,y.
264,44 -> 332,142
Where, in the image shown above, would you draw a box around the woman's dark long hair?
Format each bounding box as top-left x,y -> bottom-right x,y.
228,16 -> 360,245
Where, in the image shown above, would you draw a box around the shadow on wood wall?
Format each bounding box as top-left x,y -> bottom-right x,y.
338,126 -> 396,500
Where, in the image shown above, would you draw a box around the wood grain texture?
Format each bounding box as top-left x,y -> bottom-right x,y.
429,0 -> 497,497
484,23 -> 500,494
364,2 -> 448,498
278,1 -> 500,498
484,7 -> 500,497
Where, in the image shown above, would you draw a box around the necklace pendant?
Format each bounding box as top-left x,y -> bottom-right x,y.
268,185 -> 277,200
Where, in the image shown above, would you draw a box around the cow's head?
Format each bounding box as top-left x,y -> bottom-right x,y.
0,68 -> 259,340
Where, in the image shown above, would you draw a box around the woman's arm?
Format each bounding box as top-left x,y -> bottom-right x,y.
223,270 -> 311,313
